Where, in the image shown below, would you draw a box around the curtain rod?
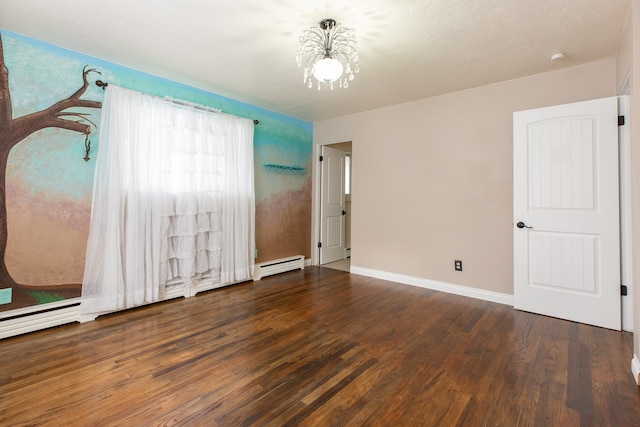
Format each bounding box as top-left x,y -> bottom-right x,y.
95,80 -> 259,125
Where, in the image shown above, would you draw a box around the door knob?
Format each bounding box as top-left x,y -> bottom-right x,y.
516,221 -> 533,229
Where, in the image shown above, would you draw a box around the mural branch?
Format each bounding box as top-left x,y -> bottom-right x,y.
0,33 -> 102,288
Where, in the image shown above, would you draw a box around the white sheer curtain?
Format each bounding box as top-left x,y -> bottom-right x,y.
81,85 -> 255,316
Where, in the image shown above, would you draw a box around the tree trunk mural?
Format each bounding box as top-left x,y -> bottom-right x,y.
0,33 -> 101,307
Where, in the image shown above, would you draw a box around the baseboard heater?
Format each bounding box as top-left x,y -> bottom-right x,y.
0,298 -> 81,339
253,255 -> 305,280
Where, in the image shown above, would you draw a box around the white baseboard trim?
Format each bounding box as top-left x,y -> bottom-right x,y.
631,355 -> 640,385
350,266 -> 514,306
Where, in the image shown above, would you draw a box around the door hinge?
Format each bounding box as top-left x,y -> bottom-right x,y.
317,242 -> 322,248
621,284 -> 628,296
319,155 -> 324,161
618,115 -> 625,126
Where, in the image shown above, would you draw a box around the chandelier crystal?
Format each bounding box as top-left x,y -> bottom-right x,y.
296,18 -> 359,90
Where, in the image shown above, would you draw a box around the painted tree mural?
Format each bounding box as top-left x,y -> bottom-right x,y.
0,33 -> 101,307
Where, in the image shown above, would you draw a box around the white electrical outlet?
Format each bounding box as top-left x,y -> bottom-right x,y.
0,288 -> 12,304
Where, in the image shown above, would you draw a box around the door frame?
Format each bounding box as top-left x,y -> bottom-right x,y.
619,73 -> 633,332
311,140 -> 352,266
318,145 -> 346,264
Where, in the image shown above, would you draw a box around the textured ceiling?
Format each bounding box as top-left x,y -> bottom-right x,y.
0,0 -> 631,122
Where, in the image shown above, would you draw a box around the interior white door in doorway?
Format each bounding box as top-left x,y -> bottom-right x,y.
319,145 -> 346,264
513,96 -> 620,330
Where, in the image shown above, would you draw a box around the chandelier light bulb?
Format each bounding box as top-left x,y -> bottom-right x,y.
312,57 -> 344,83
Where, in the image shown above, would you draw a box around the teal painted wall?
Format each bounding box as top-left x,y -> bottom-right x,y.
0,29 -> 312,312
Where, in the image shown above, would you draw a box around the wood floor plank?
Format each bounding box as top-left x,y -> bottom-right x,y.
1,266 -> 639,426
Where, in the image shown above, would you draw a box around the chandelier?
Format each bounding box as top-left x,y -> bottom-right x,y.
296,18 -> 359,90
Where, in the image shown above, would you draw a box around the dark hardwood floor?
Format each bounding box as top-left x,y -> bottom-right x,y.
1,266 -> 639,426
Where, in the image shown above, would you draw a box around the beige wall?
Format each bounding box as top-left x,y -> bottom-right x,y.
315,59 -> 617,295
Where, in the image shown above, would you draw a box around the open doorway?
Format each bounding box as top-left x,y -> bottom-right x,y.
319,141 -> 352,272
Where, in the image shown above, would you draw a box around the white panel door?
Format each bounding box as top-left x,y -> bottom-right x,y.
513,97 -> 620,330
320,145 -> 346,264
